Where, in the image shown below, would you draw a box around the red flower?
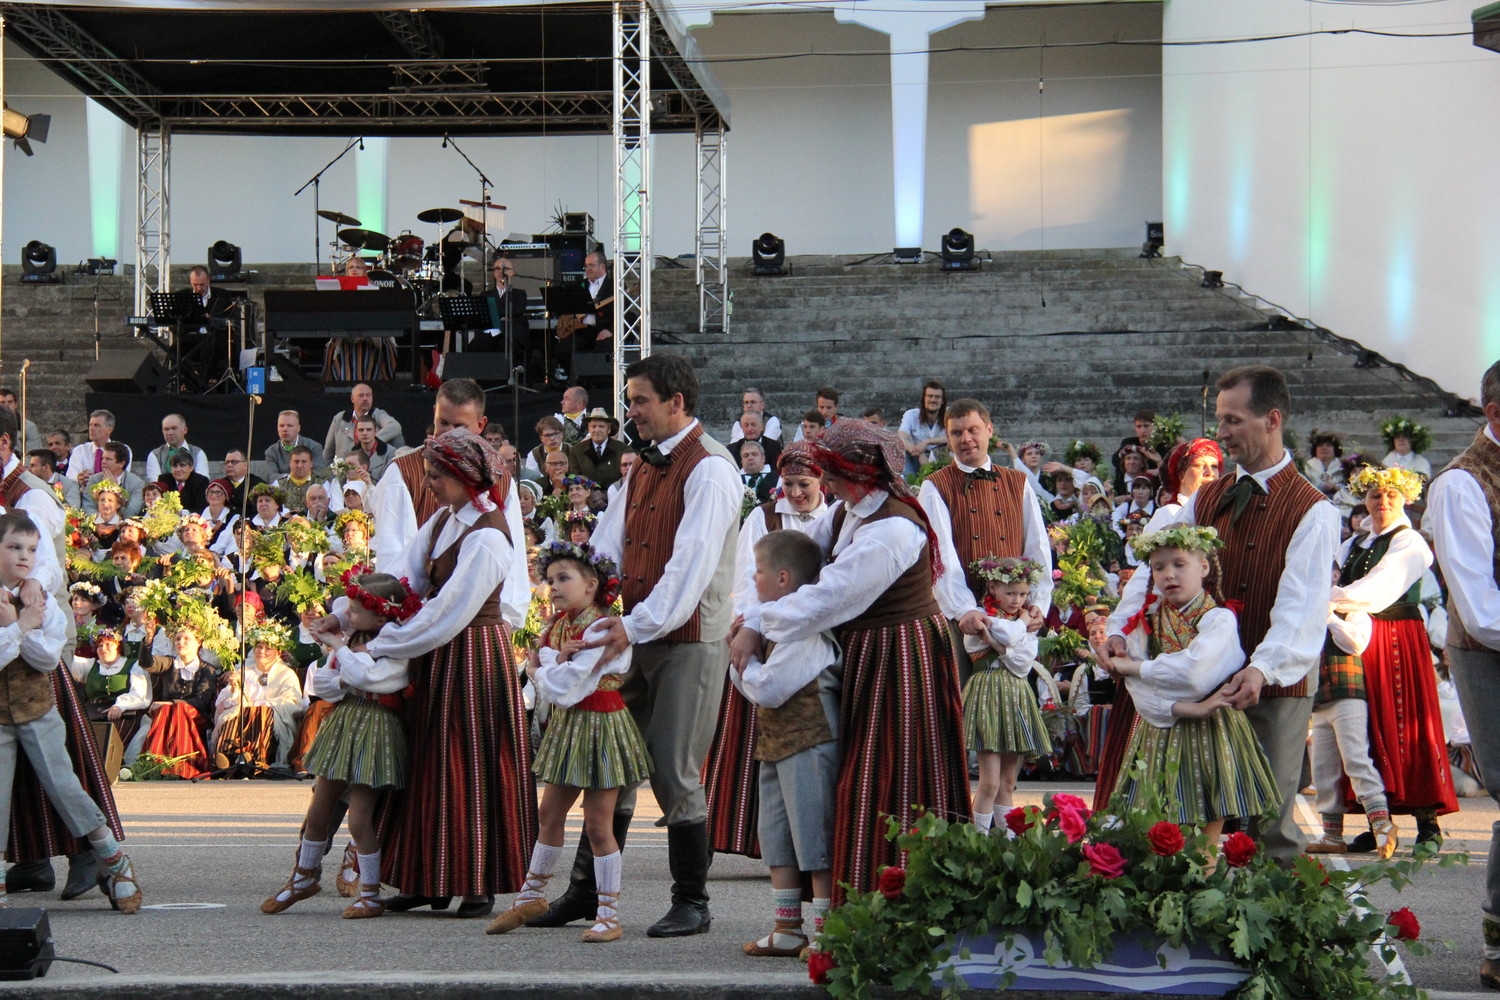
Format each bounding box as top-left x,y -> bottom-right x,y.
878,866 -> 906,900
1082,842 -> 1129,879
1224,831 -> 1258,868
1004,806 -> 1034,836
1057,806 -> 1089,844
1387,907 -> 1420,941
1147,821 -> 1185,856
1050,793 -> 1092,817
807,949 -> 836,984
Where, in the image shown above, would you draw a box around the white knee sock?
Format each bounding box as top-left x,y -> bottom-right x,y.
808,896 -> 831,945
974,810 -> 993,832
519,842 -> 565,901
356,851 -> 381,894
592,851 -> 622,930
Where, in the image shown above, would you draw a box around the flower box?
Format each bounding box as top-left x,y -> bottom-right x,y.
936,929 -> 1248,995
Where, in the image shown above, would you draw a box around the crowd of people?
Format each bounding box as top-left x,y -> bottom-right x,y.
5,357 -> 1500,985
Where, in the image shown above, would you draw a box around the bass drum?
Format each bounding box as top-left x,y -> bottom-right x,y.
389,233 -> 424,271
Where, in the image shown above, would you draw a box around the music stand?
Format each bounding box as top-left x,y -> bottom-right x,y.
539,284 -> 599,384
148,291 -> 197,392
204,299 -> 251,395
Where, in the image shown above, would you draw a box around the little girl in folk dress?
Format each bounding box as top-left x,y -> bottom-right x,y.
487,541 -> 651,942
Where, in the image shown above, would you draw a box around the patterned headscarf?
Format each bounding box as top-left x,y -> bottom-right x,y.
423,427 -> 507,507
1161,438 -> 1223,504
776,440 -> 824,479
814,419 -> 943,579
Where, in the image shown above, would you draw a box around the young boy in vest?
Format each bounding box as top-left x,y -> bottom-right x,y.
0,510 -> 142,911
732,529 -> 840,959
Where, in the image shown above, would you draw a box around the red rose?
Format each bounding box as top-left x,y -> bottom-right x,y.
1082,841 -> 1129,879
1387,907 -> 1420,941
807,949 -> 836,984
1224,831 -> 1258,868
1050,793 -> 1092,819
1004,806 -> 1034,836
878,866 -> 906,900
1057,806 -> 1089,843
1147,821 -> 1185,856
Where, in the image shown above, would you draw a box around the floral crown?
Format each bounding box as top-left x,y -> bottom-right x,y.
1117,510 -> 1151,531
1019,440 -> 1049,458
1131,524 -> 1222,561
69,580 -> 104,602
970,556 -> 1044,586
340,564 -> 422,623
1063,439 -> 1102,465
536,540 -> 621,605
249,483 -> 286,505
244,619 -> 294,651
564,509 -> 597,526
334,509 -> 374,534
177,512 -> 210,534
562,474 -> 599,492
90,479 -> 125,500
1378,415 -> 1431,454
92,626 -> 122,645
1346,464 -> 1425,503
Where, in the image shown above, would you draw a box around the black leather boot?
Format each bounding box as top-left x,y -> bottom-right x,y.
5,860 -> 55,893
527,810 -> 632,927
61,851 -> 99,900
647,821 -> 712,938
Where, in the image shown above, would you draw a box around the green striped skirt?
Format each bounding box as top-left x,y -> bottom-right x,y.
533,704 -> 653,790
303,696 -> 408,790
962,665 -> 1052,756
1113,707 -> 1280,824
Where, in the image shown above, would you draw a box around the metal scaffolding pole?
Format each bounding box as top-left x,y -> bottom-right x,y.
612,0 -> 651,410
695,120 -> 727,336
134,122 -> 170,317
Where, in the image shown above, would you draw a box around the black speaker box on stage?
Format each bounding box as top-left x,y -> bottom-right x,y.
85,350 -> 167,394
0,908 -> 54,980
441,353 -> 515,381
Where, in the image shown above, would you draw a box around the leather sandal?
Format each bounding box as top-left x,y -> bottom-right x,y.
342,887 -> 386,919
581,890 -> 623,943
102,852 -> 143,915
486,872 -> 553,935
336,843 -> 360,898
1304,834 -> 1348,855
743,918 -> 808,957
261,864 -> 322,914
1371,819 -> 1400,861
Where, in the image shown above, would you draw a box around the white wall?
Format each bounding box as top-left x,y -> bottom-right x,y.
1162,0 -> 1500,399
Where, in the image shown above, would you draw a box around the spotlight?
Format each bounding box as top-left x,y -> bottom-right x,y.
1140,221 -> 1164,259
19,240 -> 59,284
893,247 -> 923,264
1200,270 -> 1224,289
1,106 -> 50,157
207,240 -> 243,282
751,232 -> 786,276
939,228 -> 977,271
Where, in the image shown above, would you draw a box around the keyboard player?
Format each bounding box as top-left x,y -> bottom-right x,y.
320,257 -> 399,383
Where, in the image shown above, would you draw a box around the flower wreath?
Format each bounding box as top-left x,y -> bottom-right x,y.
1346,464 -> 1425,503
535,540 -> 621,606
969,555 -> 1044,587
334,509 -> 374,535
1130,524 -> 1222,561
1063,439 -> 1102,465
1117,510 -> 1152,532
177,512 -> 211,536
249,483 -> 286,506
68,580 -> 105,603
89,479 -> 126,501
339,564 -> 422,623
562,474 -> 600,493
244,619 -> 295,651
1378,415 -> 1431,454
564,509 -> 597,526
1018,440 -> 1050,459
92,626 -> 123,646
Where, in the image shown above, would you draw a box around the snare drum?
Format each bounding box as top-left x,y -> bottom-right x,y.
390,232 -> 424,271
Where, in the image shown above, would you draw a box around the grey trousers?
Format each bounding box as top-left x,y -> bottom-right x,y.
1245,693 -> 1315,861
0,707 -> 108,856
1448,644 -> 1500,920
1309,698 -> 1388,819
618,639 -> 725,827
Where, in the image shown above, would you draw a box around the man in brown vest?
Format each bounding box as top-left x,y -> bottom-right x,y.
918,398 -> 1052,650
1429,359 -> 1500,988
1107,366 -> 1338,861
532,354 -> 741,937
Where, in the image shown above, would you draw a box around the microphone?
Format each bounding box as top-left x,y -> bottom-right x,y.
358,137 -> 364,151
442,134 -> 449,148
249,394 -> 264,405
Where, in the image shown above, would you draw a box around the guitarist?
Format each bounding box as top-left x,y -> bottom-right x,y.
571,250 -> 614,351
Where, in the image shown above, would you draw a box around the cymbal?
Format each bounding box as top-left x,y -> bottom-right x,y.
417,207 -> 465,224
318,210 -> 361,226
338,227 -> 390,251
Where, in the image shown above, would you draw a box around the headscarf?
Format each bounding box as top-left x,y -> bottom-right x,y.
813,420 -> 943,579
423,427 -> 507,508
776,440 -> 824,479
1161,438 -> 1223,504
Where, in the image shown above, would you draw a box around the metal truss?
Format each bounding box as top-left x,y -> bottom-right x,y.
695,123 -> 727,336
134,123 -> 170,317
390,62 -> 487,93
375,10 -> 445,60
612,0 -> 651,408
647,14 -> 720,125
2,4 -> 160,125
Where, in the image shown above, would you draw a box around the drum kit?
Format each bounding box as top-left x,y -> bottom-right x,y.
316,206 -> 485,306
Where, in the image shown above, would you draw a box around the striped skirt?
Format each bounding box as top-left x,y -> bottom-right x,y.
1113,708 -> 1280,825
6,672 -> 124,863
213,705 -> 275,768
304,697 -> 408,790
1092,686 -> 1138,812
703,677 -> 762,858
382,621 -> 536,896
961,666 -> 1052,756
533,701 -> 652,790
832,613 -> 970,906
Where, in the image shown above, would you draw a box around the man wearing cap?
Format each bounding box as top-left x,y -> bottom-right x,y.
568,408 -> 627,489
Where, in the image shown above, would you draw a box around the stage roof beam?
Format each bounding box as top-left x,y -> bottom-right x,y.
375,9 -> 445,60
2,4 -> 162,125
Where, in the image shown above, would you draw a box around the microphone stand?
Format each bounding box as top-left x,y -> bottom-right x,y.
441,134 -> 494,292
294,138 -> 363,271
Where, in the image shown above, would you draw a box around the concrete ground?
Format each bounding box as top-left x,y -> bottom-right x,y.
8,777 -> 1497,998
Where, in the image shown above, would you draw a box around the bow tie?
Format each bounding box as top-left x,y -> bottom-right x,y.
639,444 -> 671,467
965,467 -> 997,483
1215,475 -> 1266,525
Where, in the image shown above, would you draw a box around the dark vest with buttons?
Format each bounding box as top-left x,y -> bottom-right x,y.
831,498 -> 941,631
1193,463 -> 1327,698
426,504 -> 512,628
753,641 -> 837,763
926,463 -> 1029,603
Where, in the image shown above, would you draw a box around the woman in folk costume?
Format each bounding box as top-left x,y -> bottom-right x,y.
139,600 -> 228,780
705,441 -> 831,859
731,420 -> 969,904
211,620 -> 307,771
317,427 -> 534,919
1093,437 -> 1221,811
1332,465 -> 1456,845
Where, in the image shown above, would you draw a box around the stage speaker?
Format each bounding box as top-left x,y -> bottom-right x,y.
0,908 -> 54,980
442,353 -> 516,381
85,350 -> 167,394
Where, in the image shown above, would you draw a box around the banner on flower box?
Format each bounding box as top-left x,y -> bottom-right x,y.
936,929 -> 1249,995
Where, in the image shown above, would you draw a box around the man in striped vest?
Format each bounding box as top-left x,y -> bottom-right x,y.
1429,359 -> 1500,989
1108,366 -> 1338,861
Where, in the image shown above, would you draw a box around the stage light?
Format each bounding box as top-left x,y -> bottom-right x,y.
1140,221 -> 1164,259
2,106 -> 50,157
939,228 -> 977,271
207,240 -> 243,282
86,258 -> 117,277
893,247 -> 923,264
1200,270 -> 1224,289
20,241 -> 59,284
0,908 -> 54,980
751,232 -> 786,276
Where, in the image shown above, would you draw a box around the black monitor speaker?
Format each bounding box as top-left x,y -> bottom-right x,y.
85,350 -> 168,394
0,908 -> 53,980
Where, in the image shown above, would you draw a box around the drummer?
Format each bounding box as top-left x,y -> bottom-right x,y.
440,214 -> 483,293
320,257 -> 400,383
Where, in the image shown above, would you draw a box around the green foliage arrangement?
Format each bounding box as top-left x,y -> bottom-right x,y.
910,454 -> 953,487
139,490 -> 184,541
276,567 -> 330,615
1037,626 -> 1088,667
1148,413 -> 1186,453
